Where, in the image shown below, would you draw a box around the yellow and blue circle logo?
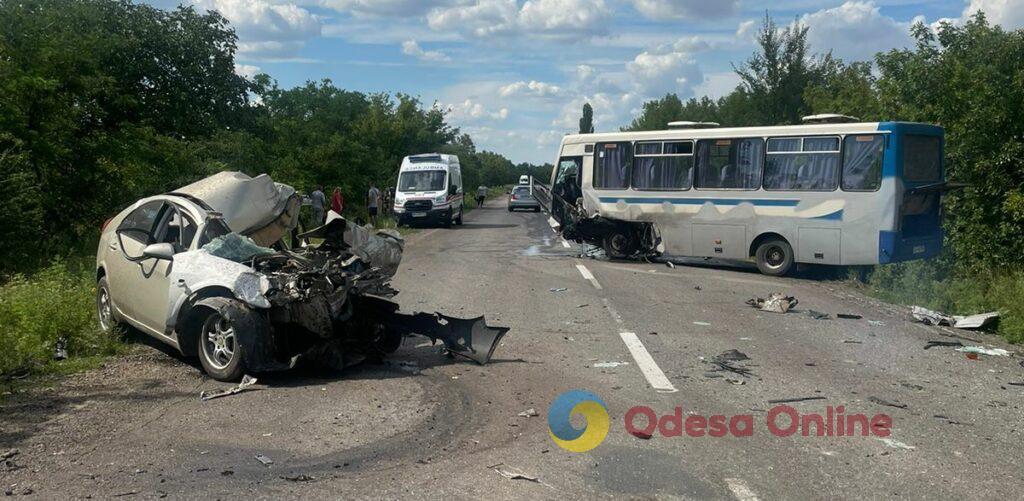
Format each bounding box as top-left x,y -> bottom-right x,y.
548,390 -> 610,452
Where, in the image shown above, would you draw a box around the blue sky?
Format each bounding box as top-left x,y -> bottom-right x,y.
153,0 -> 1022,164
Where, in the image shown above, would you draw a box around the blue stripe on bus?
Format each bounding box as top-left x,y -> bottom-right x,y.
811,209 -> 844,221
597,197 -> 800,207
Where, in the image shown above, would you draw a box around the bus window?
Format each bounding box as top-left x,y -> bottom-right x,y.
842,135 -> 885,191
594,142 -> 632,189
695,138 -> 763,190
764,136 -> 840,191
903,135 -> 942,182
632,140 -> 694,190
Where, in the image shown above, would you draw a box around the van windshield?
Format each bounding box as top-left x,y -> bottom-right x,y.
399,170 -> 446,192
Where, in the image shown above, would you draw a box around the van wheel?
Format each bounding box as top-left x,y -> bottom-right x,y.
96,277 -> 119,332
443,208 -> 453,228
602,229 -> 638,259
755,238 -> 794,276
455,206 -> 463,225
197,306 -> 246,382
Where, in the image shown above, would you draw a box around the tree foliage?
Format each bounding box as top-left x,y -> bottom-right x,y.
0,0 -> 535,273
579,102 -> 594,134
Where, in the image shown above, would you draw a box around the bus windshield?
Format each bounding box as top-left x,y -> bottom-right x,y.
399,170 -> 446,192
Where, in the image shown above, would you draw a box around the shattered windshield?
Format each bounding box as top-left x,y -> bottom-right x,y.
398,170 -> 446,192
202,233 -> 276,263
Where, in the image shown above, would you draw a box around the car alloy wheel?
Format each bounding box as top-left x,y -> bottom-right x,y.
201,314 -> 237,370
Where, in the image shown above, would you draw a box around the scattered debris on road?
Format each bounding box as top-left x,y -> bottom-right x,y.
933,415 -> 971,425
255,454 -> 274,467
630,430 -> 653,439
807,310 -> 830,320
868,396 -> 908,409
767,396 -> 826,404
747,293 -> 798,313
549,287 -> 568,293
877,438 -> 915,450
867,320 -> 885,327
924,340 -> 963,350
665,261 -> 676,269
956,346 -> 1011,357
837,313 -> 863,320
842,340 -> 863,344
517,408 -> 539,417
911,306 -> 1000,330
200,375 -> 258,402
491,464 -> 541,483
703,350 -> 755,379
693,321 -> 711,326
281,474 -> 316,482
594,361 -> 629,368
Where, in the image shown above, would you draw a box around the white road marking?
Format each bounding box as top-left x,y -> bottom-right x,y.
618,332 -> 677,393
725,478 -> 760,501
575,263 -> 602,289
561,239 -> 571,248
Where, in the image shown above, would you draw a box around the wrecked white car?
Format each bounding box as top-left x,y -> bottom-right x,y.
96,172 -> 507,381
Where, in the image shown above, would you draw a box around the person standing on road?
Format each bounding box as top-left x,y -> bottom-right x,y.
331,187 -> 344,216
476,185 -> 487,207
310,185 -> 327,226
367,183 -> 381,227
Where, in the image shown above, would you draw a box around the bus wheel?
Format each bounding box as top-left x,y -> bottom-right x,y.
602,229 -> 638,259
755,238 -> 794,276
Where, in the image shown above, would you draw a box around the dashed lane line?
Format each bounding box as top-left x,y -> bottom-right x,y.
575,263 -> 602,289
618,332 -> 677,393
724,478 -> 760,501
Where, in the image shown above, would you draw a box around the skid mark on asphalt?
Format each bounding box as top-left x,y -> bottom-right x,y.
600,264 -> 779,288
725,478 -> 760,501
575,263 -> 602,289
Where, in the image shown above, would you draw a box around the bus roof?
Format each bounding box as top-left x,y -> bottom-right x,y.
559,121 -> 942,146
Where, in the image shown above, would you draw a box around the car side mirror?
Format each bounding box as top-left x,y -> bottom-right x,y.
142,242 -> 176,261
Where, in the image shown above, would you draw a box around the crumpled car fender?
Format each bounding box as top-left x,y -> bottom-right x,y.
167,250 -> 273,323
186,296 -> 293,373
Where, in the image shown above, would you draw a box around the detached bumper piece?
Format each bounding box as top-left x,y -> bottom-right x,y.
386,312 -> 510,365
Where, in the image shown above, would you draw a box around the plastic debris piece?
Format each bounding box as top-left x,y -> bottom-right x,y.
956,346 -> 1011,357
666,261 -> 676,269
924,340 -> 963,350
747,293 -> 798,313
200,375 -> 258,401
255,454 -> 274,466
807,310 -> 830,320
693,321 -> 711,326
868,396 -> 908,409
912,306 -> 1000,330
767,396 -> 826,404
594,361 -> 629,368
867,320 -> 885,327
281,474 -> 315,482
877,438 -> 915,450
549,287 -> 568,293
630,430 -> 653,439
517,408 -> 539,417
837,313 -> 863,320
492,465 -> 540,482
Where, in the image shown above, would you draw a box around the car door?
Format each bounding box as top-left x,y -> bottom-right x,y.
106,200 -> 166,327
133,204 -> 198,334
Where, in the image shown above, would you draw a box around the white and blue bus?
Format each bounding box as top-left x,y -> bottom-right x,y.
547,117 -> 946,275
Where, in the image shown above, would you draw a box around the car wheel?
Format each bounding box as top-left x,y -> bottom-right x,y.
755,238 -> 795,276
96,277 -> 119,332
197,308 -> 246,381
602,229 -> 639,259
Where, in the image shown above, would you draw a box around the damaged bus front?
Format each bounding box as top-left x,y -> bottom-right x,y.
96,172 -> 507,381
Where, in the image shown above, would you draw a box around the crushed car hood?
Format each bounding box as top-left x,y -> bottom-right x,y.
173,171 -> 301,247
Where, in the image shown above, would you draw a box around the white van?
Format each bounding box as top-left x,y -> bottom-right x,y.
519,174 -> 530,185
393,153 -> 464,227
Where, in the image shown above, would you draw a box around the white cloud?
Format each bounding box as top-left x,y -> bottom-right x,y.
963,0 -> 1024,29
233,63 -> 262,77
322,0 -> 457,17
499,80 -> 564,98
625,36 -> 708,98
191,0 -> 321,58
735,19 -> 757,41
444,99 -> 510,122
401,40 -> 451,62
630,0 -> 738,20
427,0 -> 611,40
800,1 -> 913,61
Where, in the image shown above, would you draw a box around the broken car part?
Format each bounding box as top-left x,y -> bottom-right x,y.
911,306 -> 1000,330
747,293 -> 798,314
200,375 -> 259,401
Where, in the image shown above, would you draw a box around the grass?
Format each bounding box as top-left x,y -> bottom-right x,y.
853,260 -> 1024,344
0,259 -> 126,382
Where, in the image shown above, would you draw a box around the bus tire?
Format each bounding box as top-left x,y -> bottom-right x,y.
755,238 -> 794,276
602,229 -> 638,259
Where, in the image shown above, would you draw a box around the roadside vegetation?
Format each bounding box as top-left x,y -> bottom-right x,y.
623,14 -> 1024,343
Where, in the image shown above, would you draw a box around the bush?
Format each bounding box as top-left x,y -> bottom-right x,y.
860,261 -> 1024,344
0,260 -> 121,376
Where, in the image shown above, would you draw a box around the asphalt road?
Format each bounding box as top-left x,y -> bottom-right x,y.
3,199 -> 1023,500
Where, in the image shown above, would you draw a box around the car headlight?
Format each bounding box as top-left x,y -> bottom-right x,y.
395,196 -> 405,205
434,195 -> 447,204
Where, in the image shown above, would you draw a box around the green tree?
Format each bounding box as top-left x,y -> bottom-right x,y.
579,102 -> 595,134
